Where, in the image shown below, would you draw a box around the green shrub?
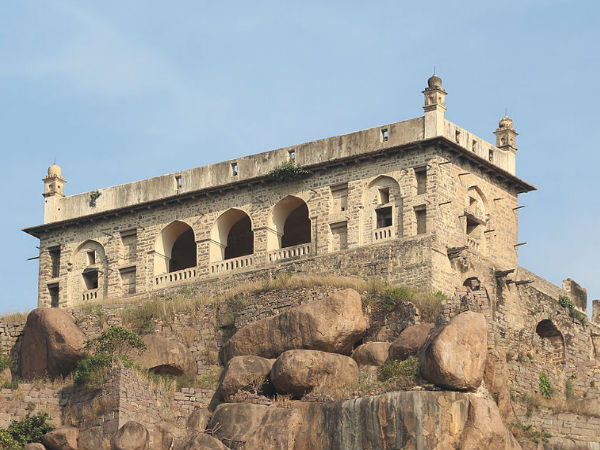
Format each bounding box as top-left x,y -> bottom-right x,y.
509,422 -> 551,442
85,326 -> 146,359
0,412 -> 54,450
378,356 -> 419,382
74,353 -> 112,389
558,295 -> 586,326
0,355 -> 11,372
539,373 -> 555,399
267,161 -> 310,182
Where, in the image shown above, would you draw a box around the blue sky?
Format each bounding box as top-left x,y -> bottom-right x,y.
0,1 -> 598,314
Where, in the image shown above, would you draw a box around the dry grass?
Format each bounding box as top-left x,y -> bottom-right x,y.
519,392 -> 600,418
0,311 -> 29,324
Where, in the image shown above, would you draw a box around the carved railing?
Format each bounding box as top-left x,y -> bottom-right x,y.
268,242 -> 312,263
210,255 -> 254,274
373,226 -> 394,242
154,267 -> 198,286
82,288 -> 99,301
466,236 -> 480,252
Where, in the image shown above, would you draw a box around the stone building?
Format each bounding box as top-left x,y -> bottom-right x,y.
24,75 -> 537,308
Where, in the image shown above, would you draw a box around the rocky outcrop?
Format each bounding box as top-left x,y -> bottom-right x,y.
271,349 -> 358,396
23,443 -> 47,450
388,322 -> 434,361
209,403 -> 302,450
186,407 -> 210,433
484,348 -> 515,420
420,311 -> 487,390
21,308 -> 86,379
110,421 -> 149,450
459,396 -> 521,450
42,426 -> 79,450
184,433 -> 229,450
133,334 -> 195,376
351,342 -> 390,367
220,289 -> 368,362
219,355 -> 275,401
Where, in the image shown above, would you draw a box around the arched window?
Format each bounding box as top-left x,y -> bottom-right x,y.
465,186 -> 488,252
154,221 -> 197,275
70,240 -> 108,303
364,175 -> 402,242
269,196 -> 311,250
210,209 -> 254,262
536,319 -> 565,364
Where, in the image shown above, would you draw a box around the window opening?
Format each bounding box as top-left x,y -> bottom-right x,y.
49,284 -> 59,308
231,162 -> 238,176
330,222 -> 348,251
82,269 -> 99,290
415,207 -> 426,234
415,168 -> 427,195
120,267 -> 136,295
288,150 -> 296,160
488,149 -> 494,163
175,175 -> 183,189
330,183 -> 348,212
381,128 -> 389,142
86,250 -> 96,265
376,206 -> 393,228
49,247 -> 60,278
378,188 -> 390,205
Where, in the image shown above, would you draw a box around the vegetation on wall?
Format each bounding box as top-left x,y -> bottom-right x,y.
267,161 -> 310,182
558,295 -> 586,326
0,412 -> 54,450
539,372 -> 555,399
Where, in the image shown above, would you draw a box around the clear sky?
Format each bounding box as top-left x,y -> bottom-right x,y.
0,1 -> 598,314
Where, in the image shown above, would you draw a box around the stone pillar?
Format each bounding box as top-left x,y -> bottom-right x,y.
562,278 -> 587,312
592,300 -> 600,324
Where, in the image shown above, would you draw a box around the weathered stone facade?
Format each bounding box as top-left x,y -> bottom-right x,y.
24,75 -> 534,308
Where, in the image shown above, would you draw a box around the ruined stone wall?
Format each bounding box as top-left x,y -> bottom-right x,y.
0,383 -> 64,429
0,320 -> 26,367
526,407 -> 600,445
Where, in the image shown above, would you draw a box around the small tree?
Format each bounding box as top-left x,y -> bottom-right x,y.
85,325 -> 146,361
0,412 -> 54,450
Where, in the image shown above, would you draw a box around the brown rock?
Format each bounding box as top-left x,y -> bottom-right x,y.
132,334 -> 194,376
460,395 -> 521,450
271,349 -> 358,397
484,348 -> 515,420
209,403 -> 301,450
22,309 -> 86,379
351,342 -> 390,367
111,421 -> 149,450
23,444 -> 47,450
388,322 -> 434,361
153,422 -> 186,450
187,407 -> 211,433
219,355 -> 275,402
220,289 -> 368,362
42,427 -> 79,450
420,311 -> 487,390
184,433 -> 229,450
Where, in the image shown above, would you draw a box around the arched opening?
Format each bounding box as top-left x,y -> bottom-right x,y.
148,364 -> 184,376
154,221 -> 197,275
463,277 -> 481,291
69,240 -> 108,303
465,186 -> 488,252
536,319 -> 565,363
269,196 -> 311,250
364,175 -> 402,242
210,209 -> 254,262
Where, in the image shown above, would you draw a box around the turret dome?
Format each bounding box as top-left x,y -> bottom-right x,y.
427,74 -> 442,89
48,163 -> 62,177
499,115 -> 513,129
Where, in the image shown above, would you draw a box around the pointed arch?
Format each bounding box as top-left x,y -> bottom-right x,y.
465,186 -> 488,253
69,240 -> 108,303
268,195 -> 311,250
363,175 -> 403,242
154,220 -> 196,275
209,208 -> 254,262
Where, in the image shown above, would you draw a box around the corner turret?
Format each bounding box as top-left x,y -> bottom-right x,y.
494,115 -> 518,174
423,73 -> 447,138
43,163 -> 66,223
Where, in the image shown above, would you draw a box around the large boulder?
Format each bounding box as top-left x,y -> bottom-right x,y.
24,443 -> 47,450
271,349 -> 358,397
152,422 -> 186,450
484,348 -> 515,420
220,289 -> 368,362
219,355 -> 275,401
111,421 -> 149,450
186,407 -> 211,433
132,334 -> 194,375
351,342 -> 390,367
209,403 -> 302,450
419,311 -> 487,390
388,322 -> 434,361
184,433 -> 229,450
21,309 -> 86,379
459,396 -> 521,450
42,427 -> 79,450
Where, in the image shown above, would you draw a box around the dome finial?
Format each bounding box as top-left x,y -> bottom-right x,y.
427,73 -> 442,89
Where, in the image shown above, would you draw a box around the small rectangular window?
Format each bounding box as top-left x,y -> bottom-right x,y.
381,128 -> 389,142
415,168 -> 427,195
330,222 -> 348,251
82,269 -> 98,290
472,140 -> 477,152
488,149 -> 494,163
378,188 -> 390,205
289,150 -> 296,160
231,162 -> 238,176
49,246 -> 60,279
376,206 -> 393,228
87,251 -> 96,265
48,284 -> 59,308
330,183 -> 348,212
415,207 -> 426,234
175,175 -> 183,189
120,267 -> 136,295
